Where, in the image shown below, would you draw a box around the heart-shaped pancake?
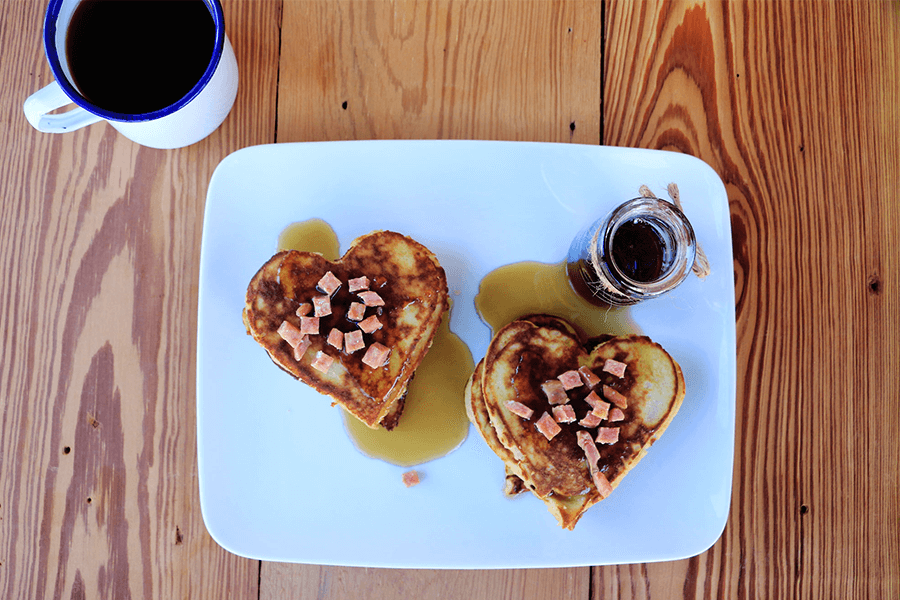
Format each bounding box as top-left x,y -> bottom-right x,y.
243,230 -> 448,428
468,315 -> 684,529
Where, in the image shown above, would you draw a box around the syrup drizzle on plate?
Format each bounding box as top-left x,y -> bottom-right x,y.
277,220 -> 472,467
474,260 -> 640,339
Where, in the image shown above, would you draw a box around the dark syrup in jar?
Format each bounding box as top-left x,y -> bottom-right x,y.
610,218 -> 666,282
566,197 -> 696,306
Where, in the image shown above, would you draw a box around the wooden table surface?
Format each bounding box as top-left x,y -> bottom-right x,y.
1,1 -> 898,598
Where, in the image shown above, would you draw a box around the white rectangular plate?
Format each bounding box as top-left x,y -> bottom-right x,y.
197,140 -> 735,568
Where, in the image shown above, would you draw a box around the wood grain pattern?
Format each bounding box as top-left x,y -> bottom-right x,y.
277,0 -> 602,143
0,2 -> 280,599
597,1 -> 900,599
262,563 -> 590,600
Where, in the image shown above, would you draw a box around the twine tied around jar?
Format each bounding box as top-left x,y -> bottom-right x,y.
645,183 -> 711,279
585,184 -> 711,298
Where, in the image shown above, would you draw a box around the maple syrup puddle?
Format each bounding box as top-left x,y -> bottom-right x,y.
474,261 -> 641,339
277,220 -> 473,467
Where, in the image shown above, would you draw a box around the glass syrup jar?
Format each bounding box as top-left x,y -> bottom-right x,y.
566,196 -> 697,306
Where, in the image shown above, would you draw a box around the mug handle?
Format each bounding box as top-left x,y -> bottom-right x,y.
23,81 -> 103,133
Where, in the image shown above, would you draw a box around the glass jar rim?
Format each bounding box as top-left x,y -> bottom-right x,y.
599,197 -> 696,297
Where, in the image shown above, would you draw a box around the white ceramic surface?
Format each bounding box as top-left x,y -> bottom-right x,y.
197,140 -> 736,568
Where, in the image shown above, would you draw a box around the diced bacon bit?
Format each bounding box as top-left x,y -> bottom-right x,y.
277,320 -> 305,348
358,315 -> 383,334
584,390 -> 610,420
311,351 -> 334,374
402,470 -> 420,487
552,404 -> 577,423
557,370 -> 583,390
576,430 -> 601,467
347,301 -> 367,322
344,329 -> 365,354
593,470 -> 614,498
293,335 -> 312,361
535,412 -> 562,441
608,407 -> 625,422
326,328 -> 344,349
295,302 -> 312,317
541,380 -> 569,405
577,431 -> 613,498
506,401 -> 534,420
317,271 -> 342,296
357,291 -> 385,307
578,366 -> 601,388
348,276 -> 370,293
362,342 -> 391,368
299,316 -> 319,335
602,385 -> 628,409
312,294 -> 332,317
579,411 -> 603,428
596,427 -> 620,445
603,358 -> 628,378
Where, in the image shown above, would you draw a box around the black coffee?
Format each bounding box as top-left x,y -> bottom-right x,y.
65,0 -> 216,115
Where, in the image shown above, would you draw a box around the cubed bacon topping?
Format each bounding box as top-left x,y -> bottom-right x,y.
277,320 -> 305,348
592,470 -> 614,498
602,385 -> 628,409
584,390 -> 610,420
293,335 -> 312,361
552,404 -> 577,423
348,276 -> 370,293
312,295 -> 332,317
583,391 -> 601,407
317,271 -> 342,296
311,351 -> 334,373
595,427 -> 620,445
362,342 -> 391,368
558,370 -> 583,390
347,301 -> 367,322
506,400 -> 534,420
579,412 -> 603,428
358,315 -> 383,334
326,328 -> 344,349
299,316 -> 319,335
578,366 -> 602,388
541,380 -> 568,405
608,407 -> 625,422
576,430 -> 601,467
358,291 -> 385,307
535,412 -> 562,441
603,358 -> 627,378
402,470 -> 420,488
344,329 -> 365,354
577,431 -> 613,497
295,302 -> 312,317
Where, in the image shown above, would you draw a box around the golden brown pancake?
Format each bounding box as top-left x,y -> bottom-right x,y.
468,315 -> 685,529
243,230 -> 448,429
466,353 -> 601,529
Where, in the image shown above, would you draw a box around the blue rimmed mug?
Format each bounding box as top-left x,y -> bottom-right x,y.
23,0 -> 238,149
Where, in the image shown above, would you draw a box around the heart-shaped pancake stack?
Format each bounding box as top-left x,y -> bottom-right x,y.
243,230 -> 448,429
465,315 -> 684,529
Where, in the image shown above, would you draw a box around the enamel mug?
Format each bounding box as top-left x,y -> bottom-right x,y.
23,0 -> 238,149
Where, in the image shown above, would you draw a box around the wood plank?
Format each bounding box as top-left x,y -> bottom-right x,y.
598,1 -> 900,598
0,1 -> 281,598
261,563 -> 590,600
277,0 -> 602,143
